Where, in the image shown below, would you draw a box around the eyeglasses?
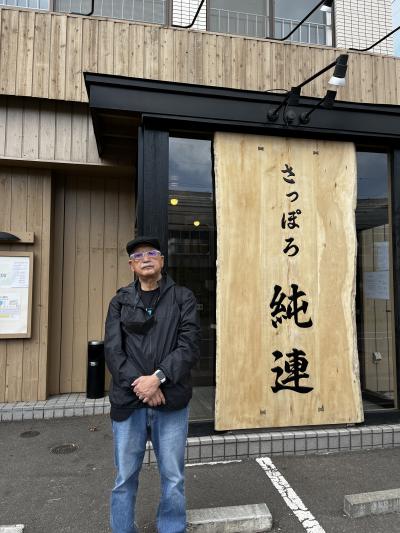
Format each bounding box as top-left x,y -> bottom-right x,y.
130,249 -> 162,261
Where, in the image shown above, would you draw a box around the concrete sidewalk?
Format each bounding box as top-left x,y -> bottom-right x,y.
2,415 -> 400,533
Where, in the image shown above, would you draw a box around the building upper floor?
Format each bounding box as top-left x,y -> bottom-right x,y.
1,0 -> 395,54
0,1 -> 399,109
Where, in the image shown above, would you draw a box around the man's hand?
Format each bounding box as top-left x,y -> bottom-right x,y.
147,389 -> 166,407
132,375 -> 161,403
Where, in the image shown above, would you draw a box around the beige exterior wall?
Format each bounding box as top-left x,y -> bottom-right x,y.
0,6 -> 399,402
0,8 -> 399,106
48,173 -> 135,395
0,166 -> 51,402
0,96 -> 106,166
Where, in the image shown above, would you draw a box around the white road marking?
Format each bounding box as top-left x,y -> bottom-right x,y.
186,459 -> 242,467
256,457 -> 326,533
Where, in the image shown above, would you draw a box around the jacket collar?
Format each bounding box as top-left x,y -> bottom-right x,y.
116,274 -> 175,305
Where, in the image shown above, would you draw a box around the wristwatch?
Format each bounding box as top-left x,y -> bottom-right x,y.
154,369 -> 167,384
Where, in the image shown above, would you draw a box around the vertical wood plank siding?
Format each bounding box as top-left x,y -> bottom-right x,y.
47,173 -> 135,395
0,96 -> 111,166
0,8 -> 399,105
0,167 -> 51,402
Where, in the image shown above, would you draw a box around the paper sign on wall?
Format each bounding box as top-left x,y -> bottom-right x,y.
0,253 -> 33,338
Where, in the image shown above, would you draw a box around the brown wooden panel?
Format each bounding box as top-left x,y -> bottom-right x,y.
32,12 -> 51,98
59,175 -> 77,392
98,19 -> 114,75
0,169 -> 11,401
113,21 -> 129,77
38,100 -> 56,161
0,10 -> 18,96
47,173 -> 134,394
81,17 -> 98,101
37,171 -> 52,400
47,175 -> 65,395
65,16 -> 82,101
87,176 -> 105,342
0,8 -> 398,104
128,24 -> 144,78
16,10 -> 35,97
0,167 -> 50,401
71,175 -> 90,392
21,172 -> 42,400
5,171 -> 28,401
5,96 -> 23,158
49,14 -> 67,101
21,99 -> 40,159
214,133 -> 363,430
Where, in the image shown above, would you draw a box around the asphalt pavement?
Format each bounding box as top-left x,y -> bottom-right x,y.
1,415 -> 400,533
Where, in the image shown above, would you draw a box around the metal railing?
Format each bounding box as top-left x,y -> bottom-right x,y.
209,7 -> 269,40
0,0 -> 49,8
209,7 -> 328,45
275,16 -> 327,45
0,0 -> 330,46
54,0 -> 167,24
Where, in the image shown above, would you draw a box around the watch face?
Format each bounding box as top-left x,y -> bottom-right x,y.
156,370 -> 166,382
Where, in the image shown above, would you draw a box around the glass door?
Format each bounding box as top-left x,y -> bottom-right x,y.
356,151 -> 396,410
168,136 -> 216,422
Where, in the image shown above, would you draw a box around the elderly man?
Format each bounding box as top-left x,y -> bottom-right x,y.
104,236 -> 200,533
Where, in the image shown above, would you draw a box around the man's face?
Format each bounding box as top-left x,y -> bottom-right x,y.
129,244 -> 164,280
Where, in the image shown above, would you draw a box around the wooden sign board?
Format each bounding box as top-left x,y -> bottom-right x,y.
214,133 -> 363,430
0,252 -> 34,339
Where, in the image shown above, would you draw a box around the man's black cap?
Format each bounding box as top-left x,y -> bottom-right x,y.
126,236 -> 161,256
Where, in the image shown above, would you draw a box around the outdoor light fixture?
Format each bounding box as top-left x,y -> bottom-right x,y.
267,54 -> 348,124
320,0 -> 333,13
0,231 -> 20,242
300,90 -> 337,124
267,86 -> 301,122
328,55 -> 348,87
170,198 -> 179,206
193,220 -> 200,227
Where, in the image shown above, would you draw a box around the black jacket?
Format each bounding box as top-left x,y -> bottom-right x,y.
104,275 -> 201,410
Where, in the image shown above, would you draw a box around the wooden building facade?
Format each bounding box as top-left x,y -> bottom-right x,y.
1,6 -> 400,430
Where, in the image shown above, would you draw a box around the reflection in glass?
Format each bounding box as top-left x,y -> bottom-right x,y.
168,137 -> 216,422
356,152 -> 396,410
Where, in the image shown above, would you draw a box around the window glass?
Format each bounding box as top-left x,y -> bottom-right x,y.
274,0 -> 324,24
168,137 -> 216,422
356,151 -> 396,410
0,0 -> 49,8
209,0 -> 269,38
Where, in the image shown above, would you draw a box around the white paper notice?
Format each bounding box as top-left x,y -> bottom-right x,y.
374,241 -> 389,272
364,271 -> 389,300
0,256 -> 31,335
0,293 -> 21,320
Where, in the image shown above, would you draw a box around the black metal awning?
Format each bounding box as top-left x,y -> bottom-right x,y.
84,72 -> 400,156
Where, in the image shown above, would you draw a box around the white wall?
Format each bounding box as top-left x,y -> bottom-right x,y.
334,0 -> 393,54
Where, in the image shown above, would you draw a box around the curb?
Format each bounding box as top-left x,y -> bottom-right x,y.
187,503 -> 272,532
344,488 -> 400,518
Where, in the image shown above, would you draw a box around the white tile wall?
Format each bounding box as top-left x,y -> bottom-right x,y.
334,0 -> 393,54
172,0 -> 206,29
176,1 -> 394,55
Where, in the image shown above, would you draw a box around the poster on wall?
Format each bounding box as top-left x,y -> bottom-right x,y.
0,252 -> 33,338
214,133 -> 363,430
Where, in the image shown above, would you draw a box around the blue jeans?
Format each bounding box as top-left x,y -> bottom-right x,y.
110,406 -> 189,533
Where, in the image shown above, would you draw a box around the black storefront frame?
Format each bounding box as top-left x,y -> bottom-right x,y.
85,73 -> 400,425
